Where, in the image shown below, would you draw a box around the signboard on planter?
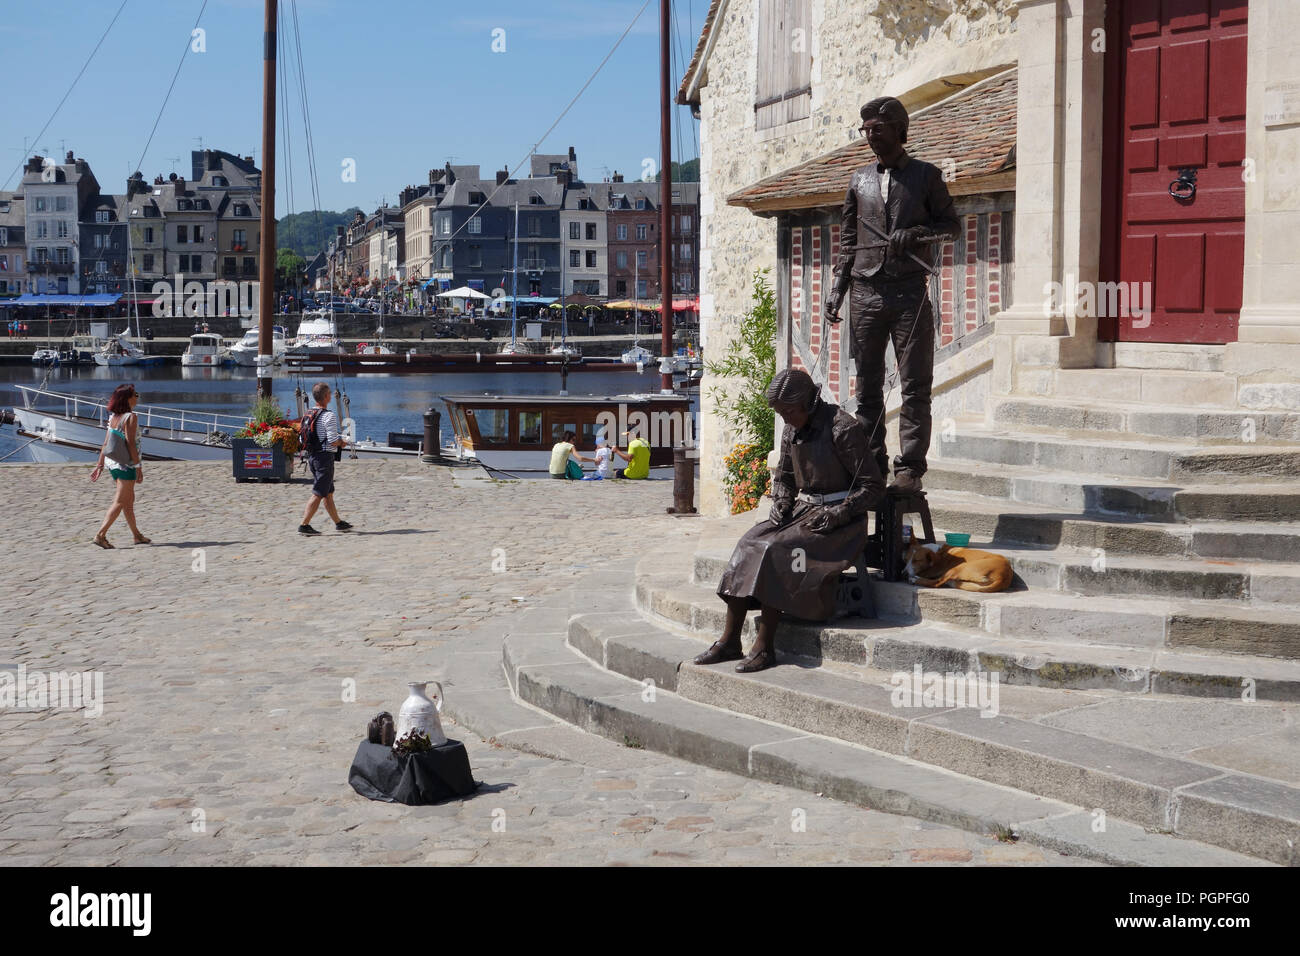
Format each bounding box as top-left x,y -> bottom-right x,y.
232,437 -> 294,482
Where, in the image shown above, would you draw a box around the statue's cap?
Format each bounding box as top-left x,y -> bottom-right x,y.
860,96 -> 909,142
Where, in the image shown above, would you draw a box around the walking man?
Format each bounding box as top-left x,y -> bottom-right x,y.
298,382 -> 353,534
826,96 -> 959,493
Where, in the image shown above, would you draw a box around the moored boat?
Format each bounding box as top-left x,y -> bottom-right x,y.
228,325 -> 287,366
181,333 -> 232,367
441,391 -> 694,477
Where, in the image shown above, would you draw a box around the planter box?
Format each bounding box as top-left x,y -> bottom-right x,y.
232,438 -> 295,482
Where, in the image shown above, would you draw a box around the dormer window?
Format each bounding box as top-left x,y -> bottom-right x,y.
635,198 -> 647,210
95,210 -> 110,223
529,194 -> 543,205
178,199 -> 192,210
212,176 -> 228,187
234,203 -> 249,216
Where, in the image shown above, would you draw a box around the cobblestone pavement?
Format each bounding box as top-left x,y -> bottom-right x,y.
0,460 -> 1092,865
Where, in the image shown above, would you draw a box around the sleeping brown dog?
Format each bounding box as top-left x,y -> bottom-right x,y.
904,540 -> 1013,593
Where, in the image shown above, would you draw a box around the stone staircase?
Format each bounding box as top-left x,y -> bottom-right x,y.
494,365 -> 1300,864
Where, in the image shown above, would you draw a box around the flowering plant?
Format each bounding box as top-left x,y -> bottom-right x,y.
723,442 -> 770,515
235,396 -> 300,455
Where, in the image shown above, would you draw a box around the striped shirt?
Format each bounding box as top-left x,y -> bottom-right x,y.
314,407 -> 340,450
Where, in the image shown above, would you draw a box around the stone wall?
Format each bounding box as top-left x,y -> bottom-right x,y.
696,0 -> 1018,515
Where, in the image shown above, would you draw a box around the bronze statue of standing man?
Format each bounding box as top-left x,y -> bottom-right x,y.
826,97 -> 960,493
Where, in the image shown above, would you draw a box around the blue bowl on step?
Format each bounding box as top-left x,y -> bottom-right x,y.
944,532 -> 971,547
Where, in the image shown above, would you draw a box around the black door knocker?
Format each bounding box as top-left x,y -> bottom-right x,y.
1169,166 -> 1198,201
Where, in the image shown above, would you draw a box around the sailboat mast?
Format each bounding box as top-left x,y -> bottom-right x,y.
658,0 -> 673,394
257,0 -> 278,399
510,201 -> 519,351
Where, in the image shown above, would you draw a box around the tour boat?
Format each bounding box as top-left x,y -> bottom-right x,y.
228,325 -> 287,366
181,332 -> 232,367
440,392 -> 694,477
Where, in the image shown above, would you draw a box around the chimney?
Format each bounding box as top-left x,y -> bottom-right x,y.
612,171 -> 624,183
65,150 -> 75,164
496,168 -> 508,185
24,156 -> 42,174
169,172 -> 178,181
556,168 -> 571,187
568,146 -> 576,163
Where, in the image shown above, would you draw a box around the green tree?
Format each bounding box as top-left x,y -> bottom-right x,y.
276,248 -> 306,277
655,158 -> 700,182
276,208 -> 363,257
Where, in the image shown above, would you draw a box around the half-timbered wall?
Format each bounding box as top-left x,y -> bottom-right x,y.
778,194 -> 1013,405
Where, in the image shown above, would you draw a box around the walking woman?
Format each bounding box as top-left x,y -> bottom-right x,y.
90,384 -> 150,548
693,368 -> 884,672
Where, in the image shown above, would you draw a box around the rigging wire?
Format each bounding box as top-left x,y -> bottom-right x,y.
402,0 -> 653,283
278,0 -> 296,222
0,0 -> 130,191
132,0 -> 212,179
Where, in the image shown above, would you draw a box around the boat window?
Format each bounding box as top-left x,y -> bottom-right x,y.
518,411 -> 542,445
581,422 -> 599,447
551,421 -> 576,443
470,408 -> 509,444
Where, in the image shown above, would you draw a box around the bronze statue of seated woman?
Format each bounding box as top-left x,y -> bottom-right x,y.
694,368 -> 885,672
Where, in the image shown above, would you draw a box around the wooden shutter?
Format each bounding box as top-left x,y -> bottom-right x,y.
755,0 -> 811,130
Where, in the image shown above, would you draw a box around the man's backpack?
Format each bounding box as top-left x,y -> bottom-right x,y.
299,407 -> 325,455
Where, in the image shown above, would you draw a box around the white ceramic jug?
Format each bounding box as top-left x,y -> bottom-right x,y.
394,681 -> 447,747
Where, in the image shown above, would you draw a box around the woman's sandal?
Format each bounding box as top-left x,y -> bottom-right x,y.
735,648 -> 776,673
133,534 -> 152,544
92,534 -> 113,550
692,639 -> 744,666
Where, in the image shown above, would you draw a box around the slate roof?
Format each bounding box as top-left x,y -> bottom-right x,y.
676,0 -> 723,106
727,68 -> 1018,214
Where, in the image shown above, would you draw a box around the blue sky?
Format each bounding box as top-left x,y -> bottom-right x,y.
1,0 -> 706,216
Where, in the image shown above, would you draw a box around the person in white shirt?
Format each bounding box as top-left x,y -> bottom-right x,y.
298,382 -> 352,535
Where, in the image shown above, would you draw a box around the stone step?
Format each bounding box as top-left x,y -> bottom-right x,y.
991,396 -> 1300,445
924,459 -> 1300,522
988,543 -> 1300,607
930,424 -> 1300,484
539,591 -> 1292,864
1050,367 -> 1238,407
927,489 -> 1300,563
686,551 -> 1300,660
634,567 -> 1300,702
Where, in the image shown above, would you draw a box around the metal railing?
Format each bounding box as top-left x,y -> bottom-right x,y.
16,385 -> 246,442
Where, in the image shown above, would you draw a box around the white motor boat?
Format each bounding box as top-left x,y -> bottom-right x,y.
285,311 -> 344,358
228,325 -> 287,366
31,348 -> 61,366
550,344 -> 581,358
181,333 -> 231,367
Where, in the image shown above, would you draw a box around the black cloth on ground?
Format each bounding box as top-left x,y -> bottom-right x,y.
348,739 -> 479,805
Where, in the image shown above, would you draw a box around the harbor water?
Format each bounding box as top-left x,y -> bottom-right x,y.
0,362 -> 691,463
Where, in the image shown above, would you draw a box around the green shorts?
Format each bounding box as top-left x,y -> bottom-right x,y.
109,466 -> 137,481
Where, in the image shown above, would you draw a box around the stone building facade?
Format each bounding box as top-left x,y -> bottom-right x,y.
682,0 -> 1297,516
680,0 -> 1018,513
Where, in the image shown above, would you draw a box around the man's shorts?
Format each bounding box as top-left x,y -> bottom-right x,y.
308,452 -> 335,497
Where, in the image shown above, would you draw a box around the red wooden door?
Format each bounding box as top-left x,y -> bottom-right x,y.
1108,0 -> 1248,343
